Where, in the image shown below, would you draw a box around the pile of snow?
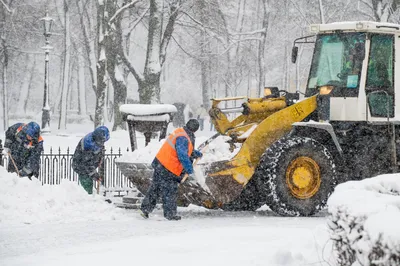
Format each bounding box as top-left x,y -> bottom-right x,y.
119,104 -> 177,115
327,174 -> 400,266
198,136 -> 241,164
116,135 -> 241,164
0,167 -> 129,225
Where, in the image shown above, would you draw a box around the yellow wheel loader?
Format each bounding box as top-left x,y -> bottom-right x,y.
117,21 -> 400,216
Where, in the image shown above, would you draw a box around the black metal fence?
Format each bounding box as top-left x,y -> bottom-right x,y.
0,140 -> 133,189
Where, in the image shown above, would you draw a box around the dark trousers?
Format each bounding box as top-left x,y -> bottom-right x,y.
79,175 -> 93,194
140,165 -> 179,219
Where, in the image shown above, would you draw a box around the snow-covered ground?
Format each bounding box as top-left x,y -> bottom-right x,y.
0,123 -> 336,266
0,166 -> 335,266
328,174 -> 400,266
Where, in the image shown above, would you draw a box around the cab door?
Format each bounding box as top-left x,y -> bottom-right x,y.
366,34 -> 395,118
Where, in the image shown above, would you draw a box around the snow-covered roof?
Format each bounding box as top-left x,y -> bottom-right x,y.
120,104 -> 177,116
310,21 -> 400,34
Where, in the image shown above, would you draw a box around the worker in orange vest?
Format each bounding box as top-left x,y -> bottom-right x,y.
140,119 -> 203,220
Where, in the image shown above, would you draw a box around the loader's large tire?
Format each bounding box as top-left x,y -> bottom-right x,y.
254,137 -> 337,216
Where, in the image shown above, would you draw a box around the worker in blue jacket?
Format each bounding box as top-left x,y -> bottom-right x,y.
3,122 -> 43,179
140,119 -> 203,220
72,126 -> 110,194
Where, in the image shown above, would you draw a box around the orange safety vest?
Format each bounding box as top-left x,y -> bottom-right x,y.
156,128 -> 194,176
16,124 -> 43,147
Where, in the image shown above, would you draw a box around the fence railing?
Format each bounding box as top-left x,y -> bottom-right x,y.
0,140 -> 132,189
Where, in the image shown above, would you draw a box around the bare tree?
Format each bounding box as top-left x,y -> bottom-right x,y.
359,0 -> 400,22
94,0 -> 108,127
58,0 -> 71,130
0,0 -> 12,130
120,0 -> 184,104
257,0 -> 269,96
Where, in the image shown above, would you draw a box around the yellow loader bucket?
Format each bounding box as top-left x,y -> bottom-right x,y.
204,95 -> 318,205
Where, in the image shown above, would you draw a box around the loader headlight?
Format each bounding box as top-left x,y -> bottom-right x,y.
319,85 -> 334,95
263,87 -> 280,98
264,88 -> 272,97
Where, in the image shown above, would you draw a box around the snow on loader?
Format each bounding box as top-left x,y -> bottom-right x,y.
117,21 -> 400,216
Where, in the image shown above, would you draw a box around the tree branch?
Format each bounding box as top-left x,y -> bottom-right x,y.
171,34 -> 201,62
109,0 -> 141,24
125,5 -> 149,35
219,37 -> 262,56
0,0 -> 12,13
160,1 -> 182,66
230,28 -> 266,36
359,0 -> 373,10
288,0 -> 312,25
115,16 -> 143,82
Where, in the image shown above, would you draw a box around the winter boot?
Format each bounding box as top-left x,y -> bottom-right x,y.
139,210 -> 149,219
166,215 -> 181,221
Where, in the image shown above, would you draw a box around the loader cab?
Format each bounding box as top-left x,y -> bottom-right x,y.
303,22 -> 399,122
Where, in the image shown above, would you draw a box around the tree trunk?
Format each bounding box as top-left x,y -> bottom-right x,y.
58,0 -> 71,130
108,64 -> 127,131
23,57 -> 36,113
138,76 -> 161,104
105,4 -> 127,131
318,0 -> 326,23
94,0 -> 107,128
142,0 -> 163,103
198,1 -> 210,109
258,0 -> 269,96
77,48 -> 87,115
370,0 -> 399,22
16,54 -> 31,114
2,45 -> 8,130
1,3 -> 9,130
76,0 -> 97,95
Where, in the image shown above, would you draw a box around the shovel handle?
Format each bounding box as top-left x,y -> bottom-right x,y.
96,178 -> 102,194
181,157 -> 201,183
180,143 -> 211,184
8,152 -> 20,177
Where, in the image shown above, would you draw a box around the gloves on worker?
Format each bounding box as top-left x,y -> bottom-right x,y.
2,147 -> 10,155
19,168 -> 30,177
192,150 -> 203,159
184,173 -> 197,183
91,172 -> 102,181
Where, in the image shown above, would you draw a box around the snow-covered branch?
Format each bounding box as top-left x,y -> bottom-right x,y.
0,0 -> 12,13
359,0 -> 373,10
160,1 -> 186,66
229,28 -> 267,36
219,37 -> 262,56
124,5 -> 150,35
171,35 -> 201,62
109,0 -> 142,24
288,0 -> 312,25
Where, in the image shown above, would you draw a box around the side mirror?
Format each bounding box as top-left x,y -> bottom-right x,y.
291,46 -> 298,64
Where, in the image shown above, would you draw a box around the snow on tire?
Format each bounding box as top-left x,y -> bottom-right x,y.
254,137 -> 337,216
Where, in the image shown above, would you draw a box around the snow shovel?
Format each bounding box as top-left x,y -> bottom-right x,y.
180,134 -> 219,184
180,157 -> 201,183
8,152 -> 20,177
179,133 -> 220,184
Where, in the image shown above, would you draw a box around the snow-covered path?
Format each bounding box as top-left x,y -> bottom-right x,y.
0,209 -> 334,266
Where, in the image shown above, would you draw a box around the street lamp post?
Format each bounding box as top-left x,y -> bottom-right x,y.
40,10 -> 54,133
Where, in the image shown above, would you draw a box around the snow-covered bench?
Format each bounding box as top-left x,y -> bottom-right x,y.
327,174 -> 400,266
120,104 -> 177,150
